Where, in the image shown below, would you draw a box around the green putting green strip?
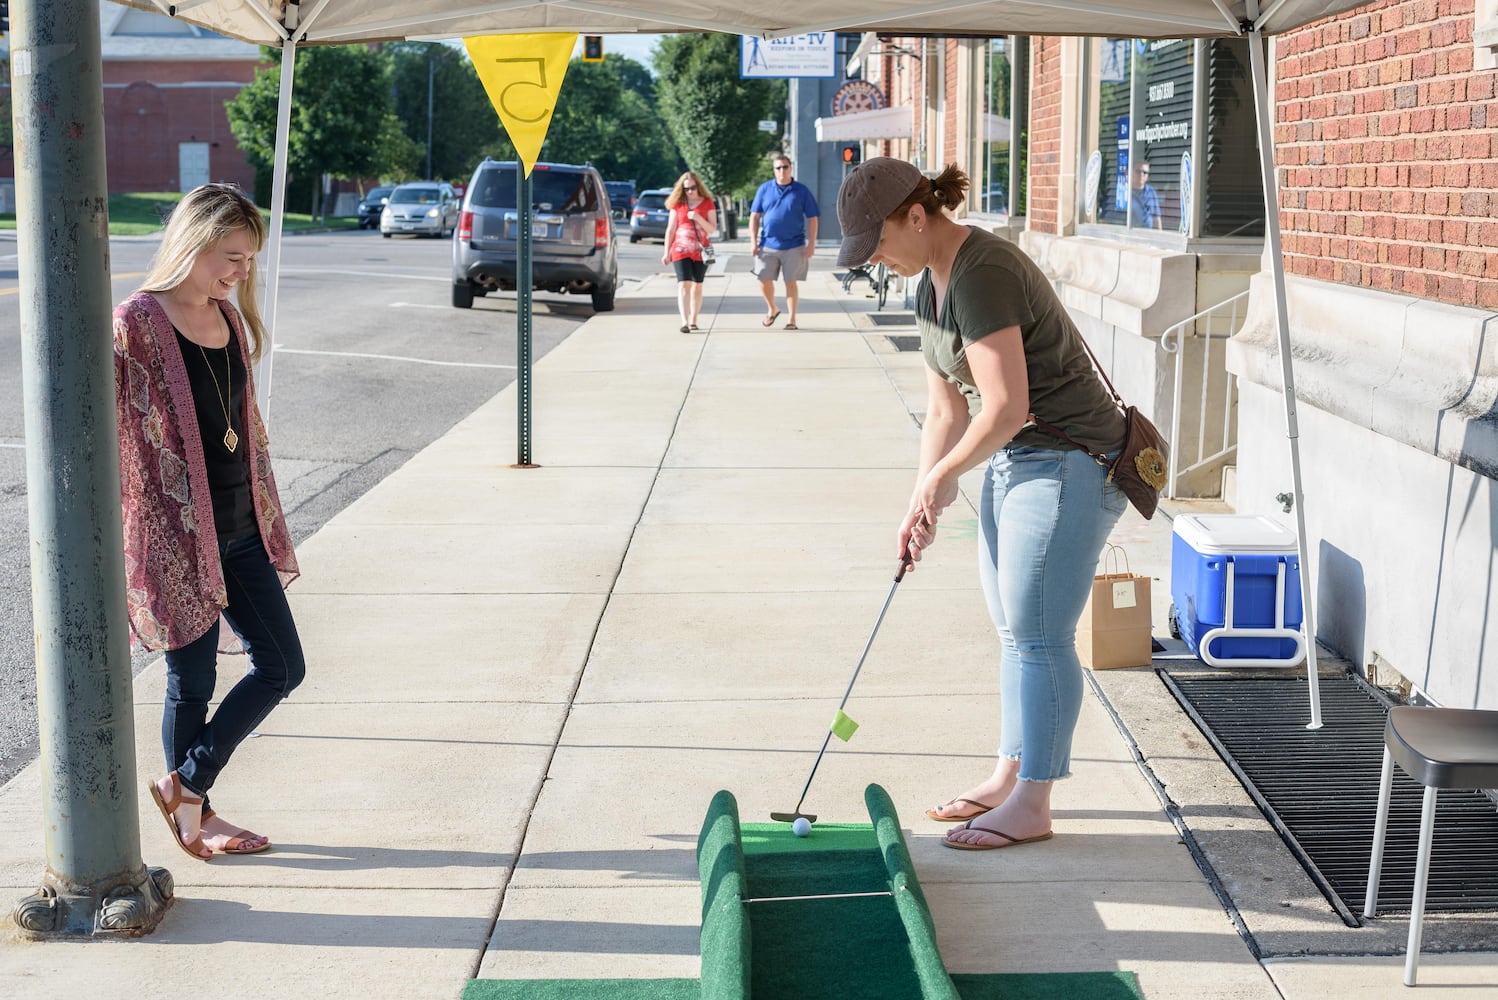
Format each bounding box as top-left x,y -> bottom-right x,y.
866,783 -> 962,1000
462,979 -> 700,1000
738,821 -> 878,855
951,971 -> 1144,999
696,789 -> 750,1000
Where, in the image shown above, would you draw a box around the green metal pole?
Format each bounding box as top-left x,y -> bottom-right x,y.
10,0 -> 172,936
515,166 -> 536,468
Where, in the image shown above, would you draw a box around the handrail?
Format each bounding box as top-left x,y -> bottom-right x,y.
1162,289 -> 1250,499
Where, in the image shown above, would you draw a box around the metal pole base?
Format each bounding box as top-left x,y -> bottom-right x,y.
12,865 -> 174,938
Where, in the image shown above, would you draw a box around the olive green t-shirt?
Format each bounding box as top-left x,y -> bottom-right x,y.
916,228 -> 1127,453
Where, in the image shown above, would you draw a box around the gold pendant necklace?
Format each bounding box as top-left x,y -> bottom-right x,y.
197,340 -> 238,453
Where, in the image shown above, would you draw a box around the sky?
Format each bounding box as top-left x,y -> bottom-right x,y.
574,33 -> 662,68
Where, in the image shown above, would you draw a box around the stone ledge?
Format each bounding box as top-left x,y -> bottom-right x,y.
1227,272 -> 1498,477
1017,230 -> 1196,337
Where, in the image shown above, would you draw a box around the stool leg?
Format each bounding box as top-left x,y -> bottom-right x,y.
1364,746 -> 1394,918
1405,785 -> 1439,987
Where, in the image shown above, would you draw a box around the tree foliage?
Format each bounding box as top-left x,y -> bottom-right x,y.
653,35 -> 786,199
226,45 -> 395,209
384,41 -> 513,182
540,56 -> 681,188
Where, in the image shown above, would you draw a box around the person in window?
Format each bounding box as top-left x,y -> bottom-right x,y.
113,184 -> 304,861
1130,159 -> 1163,229
661,171 -> 717,333
836,158 -> 1128,851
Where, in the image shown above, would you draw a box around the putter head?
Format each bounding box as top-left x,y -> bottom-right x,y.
769,811 -> 816,824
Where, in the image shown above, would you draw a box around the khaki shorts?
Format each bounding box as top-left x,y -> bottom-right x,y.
753,246 -> 809,283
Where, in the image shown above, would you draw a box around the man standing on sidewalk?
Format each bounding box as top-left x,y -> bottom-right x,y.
749,154 -> 819,330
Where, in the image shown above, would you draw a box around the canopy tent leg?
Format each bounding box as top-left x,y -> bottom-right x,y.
1247,23 -> 1323,730
254,36 -> 298,431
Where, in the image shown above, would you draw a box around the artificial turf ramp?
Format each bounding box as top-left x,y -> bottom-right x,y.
464,784 -> 1142,999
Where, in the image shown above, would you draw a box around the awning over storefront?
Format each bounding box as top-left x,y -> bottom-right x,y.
815,106 -> 914,142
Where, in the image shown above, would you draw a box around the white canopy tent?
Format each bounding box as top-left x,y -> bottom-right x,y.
814,106 -> 914,142
116,0 -> 1385,727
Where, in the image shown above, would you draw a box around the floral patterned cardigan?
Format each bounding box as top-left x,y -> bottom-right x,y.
113,291 -> 299,652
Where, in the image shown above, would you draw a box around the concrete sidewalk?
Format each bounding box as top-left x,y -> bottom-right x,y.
2,252 -> 1494,998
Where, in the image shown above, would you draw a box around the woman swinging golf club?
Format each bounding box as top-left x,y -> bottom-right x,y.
836,159 -> 1127,851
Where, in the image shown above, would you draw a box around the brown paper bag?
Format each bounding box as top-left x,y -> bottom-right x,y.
1077,544 -> 1154,670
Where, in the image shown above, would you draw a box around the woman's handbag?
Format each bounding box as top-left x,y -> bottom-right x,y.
701,242 -> 716,265
1031,339 -> 1169,520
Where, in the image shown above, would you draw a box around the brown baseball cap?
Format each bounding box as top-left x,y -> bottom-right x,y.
836,157 -> 924,268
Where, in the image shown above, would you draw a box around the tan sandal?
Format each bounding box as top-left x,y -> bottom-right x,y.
942,822 -> 1053,852
924,797 -> 999,823
200,809 -> 272,855
148,771 -> 212,861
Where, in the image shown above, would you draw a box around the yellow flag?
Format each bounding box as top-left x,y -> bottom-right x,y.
464,33 -> 577,176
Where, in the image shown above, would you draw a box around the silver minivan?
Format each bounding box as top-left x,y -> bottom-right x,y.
451,159 -> 618,312
380,181 -> 459,238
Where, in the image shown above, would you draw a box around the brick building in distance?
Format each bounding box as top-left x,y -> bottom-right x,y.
0,2 -> 260,201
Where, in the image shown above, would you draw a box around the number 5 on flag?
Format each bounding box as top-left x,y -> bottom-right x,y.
464,33 -> 577,175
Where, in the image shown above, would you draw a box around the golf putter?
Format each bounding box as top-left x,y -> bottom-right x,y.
771,516 -> 923,824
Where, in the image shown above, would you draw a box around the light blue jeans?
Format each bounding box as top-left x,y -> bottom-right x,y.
978,445 -> 1127,782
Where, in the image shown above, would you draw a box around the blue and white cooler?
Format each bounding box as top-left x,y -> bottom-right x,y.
1170,514 -> 1306,667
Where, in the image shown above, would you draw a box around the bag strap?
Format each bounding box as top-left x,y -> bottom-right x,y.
1029,332 -> 1127,463
1100,543 -> 1131,578
1030,411 -> 1110,468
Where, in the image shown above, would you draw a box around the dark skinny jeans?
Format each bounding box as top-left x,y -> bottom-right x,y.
163,533 -> 305,813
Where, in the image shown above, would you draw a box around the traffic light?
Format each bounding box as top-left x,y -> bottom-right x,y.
1,2 -> 9,36
841,144 -> 861,165
582,35 -> 603,62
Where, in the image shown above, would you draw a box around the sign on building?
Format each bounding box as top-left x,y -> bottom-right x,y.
740,34 -> 836,78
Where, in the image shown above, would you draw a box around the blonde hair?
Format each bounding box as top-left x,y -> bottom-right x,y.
665,171 -> 714,209
889,163 -> 971,221
139,184 -> 269,361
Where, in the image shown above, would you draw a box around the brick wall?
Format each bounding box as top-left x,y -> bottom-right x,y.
1276,0 -> 1498,307
943,39 -> 960,166
1027,37 -> 1065,234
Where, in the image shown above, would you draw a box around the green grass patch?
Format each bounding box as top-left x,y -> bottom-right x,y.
0,192 -> 361,235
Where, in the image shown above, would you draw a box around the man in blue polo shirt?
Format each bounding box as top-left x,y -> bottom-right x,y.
749,154 -> 820,329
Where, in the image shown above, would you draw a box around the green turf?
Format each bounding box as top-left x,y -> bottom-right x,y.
696,790 -> 751,1000
738,821 -> 878,855
951,971 -> 1143,999
461,979 -> 699,999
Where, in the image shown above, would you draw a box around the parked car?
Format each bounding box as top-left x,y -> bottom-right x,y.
604,180 -> 636,221
451,158 -> 619,312
357,185 -> 394,229
380,181 -> 459,238
629,188 -> 671,244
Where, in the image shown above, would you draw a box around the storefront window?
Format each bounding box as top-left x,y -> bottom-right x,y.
979,36 -> 1027,217
1082,38 -> 1193,232
1080,36 -> 1261,240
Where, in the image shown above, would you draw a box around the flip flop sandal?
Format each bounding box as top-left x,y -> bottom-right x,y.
925,797 -> 999,822
942,822 -> 1054,852
784,323 -> 799,330
148,771 -> 212,862
200,809 -> 273,856
761,311 -> 780,327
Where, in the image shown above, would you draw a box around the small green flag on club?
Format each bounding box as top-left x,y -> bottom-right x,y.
831,710 -> 859,741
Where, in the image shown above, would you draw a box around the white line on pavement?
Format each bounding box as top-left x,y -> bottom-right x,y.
287,269 -> 449,282
271,346 -> 516,370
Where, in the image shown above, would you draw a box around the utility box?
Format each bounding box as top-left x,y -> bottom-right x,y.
1171,514 -> 1305,667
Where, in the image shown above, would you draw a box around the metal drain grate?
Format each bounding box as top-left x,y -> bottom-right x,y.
867,313 -> 915,327
1162,671 -> 1498,925
886,335 -> 921,352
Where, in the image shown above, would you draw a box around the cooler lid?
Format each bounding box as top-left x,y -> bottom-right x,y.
1173,514 -> 1298,554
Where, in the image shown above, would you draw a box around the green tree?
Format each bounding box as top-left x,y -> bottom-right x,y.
653,35 -> 786,198
226,45 -> 399,212
384,41 -> 513,183
540,56 -> 681,188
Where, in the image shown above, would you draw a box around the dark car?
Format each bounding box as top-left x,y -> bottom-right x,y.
357,185 -> 394,229
604,180 -> 636,220
629,188 -> 671,244
452,158 -> 619,312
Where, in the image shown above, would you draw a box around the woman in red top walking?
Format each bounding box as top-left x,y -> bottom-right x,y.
661,171 -> 717,333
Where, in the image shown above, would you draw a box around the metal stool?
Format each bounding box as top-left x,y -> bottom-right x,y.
1363,705 -> 1498,986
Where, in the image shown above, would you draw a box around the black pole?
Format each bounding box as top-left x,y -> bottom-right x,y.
425,54 -> 434,180
515,167 -> 535,468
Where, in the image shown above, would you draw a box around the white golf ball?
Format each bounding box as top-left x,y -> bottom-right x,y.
792,817 -> 811,837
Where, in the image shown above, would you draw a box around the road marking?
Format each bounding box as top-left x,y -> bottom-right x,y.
0,442 -> 24,449
271,346 -> 516,370
284,268 -> 449,282
0,270 -> 147,295
389,302 -> 456,310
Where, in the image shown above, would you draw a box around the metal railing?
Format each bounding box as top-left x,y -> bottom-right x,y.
1161,289 -> 1249,499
